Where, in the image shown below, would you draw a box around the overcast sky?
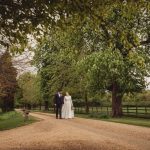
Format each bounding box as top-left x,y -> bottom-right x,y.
13,49 -> 37,76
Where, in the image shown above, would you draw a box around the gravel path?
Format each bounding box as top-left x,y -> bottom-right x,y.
0,112 -> 150,150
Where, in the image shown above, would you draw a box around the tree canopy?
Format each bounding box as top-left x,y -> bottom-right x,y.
1,0 -> 149,52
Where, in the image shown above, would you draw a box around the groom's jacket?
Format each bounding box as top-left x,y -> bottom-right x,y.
54,93 -> 64,107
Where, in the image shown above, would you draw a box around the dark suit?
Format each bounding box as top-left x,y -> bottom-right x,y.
54,93 -> 64,119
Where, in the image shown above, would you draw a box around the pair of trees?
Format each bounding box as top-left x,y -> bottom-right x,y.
0,51 -> 17,112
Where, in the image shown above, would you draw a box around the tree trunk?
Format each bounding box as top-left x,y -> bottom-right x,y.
112,82 -> 123,117
45,100 -> 49,110
8,95 -> 14,111
27,104 -> 31,110
39,102 -> 42,110
1,98 -> 7,112
84,91 -> 89,114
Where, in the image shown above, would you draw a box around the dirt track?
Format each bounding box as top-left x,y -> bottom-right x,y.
0,112 -> 150,150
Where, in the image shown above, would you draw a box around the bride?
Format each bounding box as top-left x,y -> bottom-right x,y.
62,92 -> 74,119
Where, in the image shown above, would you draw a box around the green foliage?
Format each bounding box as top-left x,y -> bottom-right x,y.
30,1 -> 150,116
17,72 -> 42,106
33,28 -> 88,104
1,0 -> 150,54
123,91 -> 150,106
79,48 -> 148,93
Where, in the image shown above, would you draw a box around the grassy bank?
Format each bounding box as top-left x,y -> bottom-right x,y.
31,109 -> 150,127
0,111 -> 37,131
75,113 -> 150,128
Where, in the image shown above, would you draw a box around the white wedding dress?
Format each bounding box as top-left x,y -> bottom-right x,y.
62,95 -> 74,119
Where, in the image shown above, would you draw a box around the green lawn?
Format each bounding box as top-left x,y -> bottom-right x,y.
103,117 -> 150,127
32,109 -> 150,127
0,111 -> 37,131
75,113 -> 150,128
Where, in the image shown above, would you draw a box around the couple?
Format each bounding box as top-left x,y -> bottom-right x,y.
54,91 -> 74,119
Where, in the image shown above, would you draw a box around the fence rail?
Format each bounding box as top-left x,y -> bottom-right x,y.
32,105 -> 150,118
73,106 -> 150,118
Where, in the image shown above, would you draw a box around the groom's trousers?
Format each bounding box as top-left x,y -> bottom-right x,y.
56,105 -> 62,119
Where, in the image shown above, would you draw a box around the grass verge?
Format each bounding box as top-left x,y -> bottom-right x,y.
31,109 -> 150,127
0,111 -> 38,131
75,113 -> 150,128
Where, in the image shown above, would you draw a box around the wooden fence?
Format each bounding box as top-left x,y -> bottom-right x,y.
33,105 -> 150,118
72,106 -> 150,118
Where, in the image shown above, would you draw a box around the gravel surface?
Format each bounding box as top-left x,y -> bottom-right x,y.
0,112 -> 150,150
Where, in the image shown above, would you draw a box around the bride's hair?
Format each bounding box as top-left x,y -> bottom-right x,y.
66,92 -> 70,96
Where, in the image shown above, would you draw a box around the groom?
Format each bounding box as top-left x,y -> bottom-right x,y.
54,90 -> 64,119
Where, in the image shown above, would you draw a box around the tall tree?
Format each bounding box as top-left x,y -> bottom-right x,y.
18,72 -> 42,108
0,51 -> 17,112
17,72 -> 42,109
34,29 -> 82,109
77,2 -> 150,117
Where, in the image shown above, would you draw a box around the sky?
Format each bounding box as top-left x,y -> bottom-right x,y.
12,35 -> 37,75
13,49 -> 37,76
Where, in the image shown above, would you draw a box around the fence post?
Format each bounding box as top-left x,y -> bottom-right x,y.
96,107 -> 98,112
92,107 -> 93,113
127,105 -> 129,115
107,106 -> 108,115
145,106 -> 147,115
136,105 -> 138,117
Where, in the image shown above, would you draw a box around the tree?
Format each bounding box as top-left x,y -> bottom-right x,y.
17,72 -> 42,109
34,28 -> 83,110
77,2 -> 150,117
0,51 -> 17,112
